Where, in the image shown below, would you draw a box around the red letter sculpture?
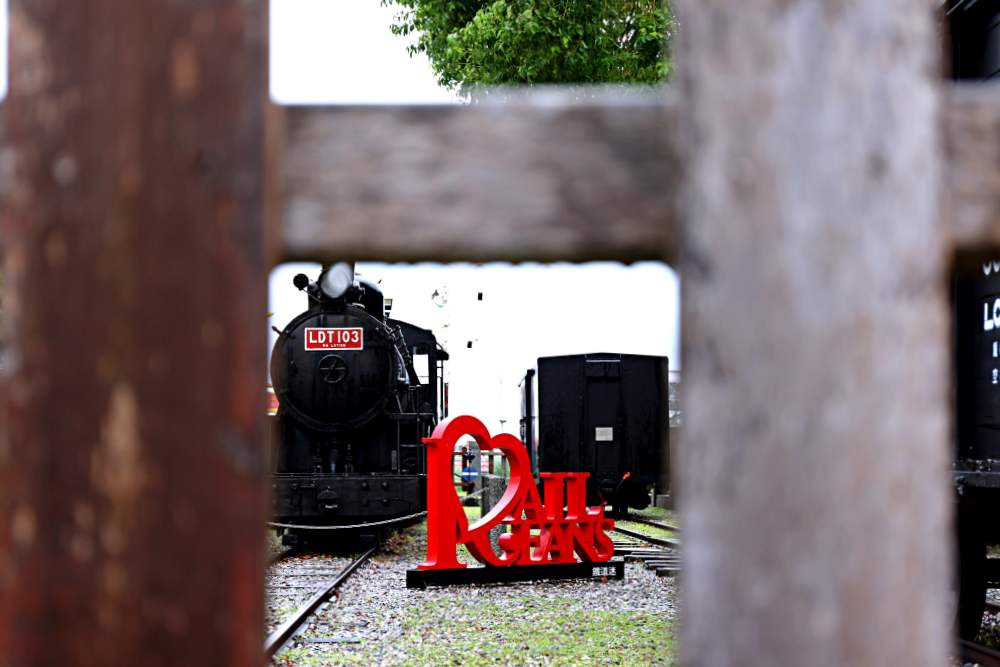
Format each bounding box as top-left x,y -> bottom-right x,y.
418,415 -> 615,570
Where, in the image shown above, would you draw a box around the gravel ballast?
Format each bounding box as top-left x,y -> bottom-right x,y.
268,521 -> 676,666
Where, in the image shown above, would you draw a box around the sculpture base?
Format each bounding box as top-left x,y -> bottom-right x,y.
406,559 -> 625,588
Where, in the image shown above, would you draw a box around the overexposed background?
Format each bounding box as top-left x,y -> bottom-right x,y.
271,0 -> 460,105
270,263 -> 680,433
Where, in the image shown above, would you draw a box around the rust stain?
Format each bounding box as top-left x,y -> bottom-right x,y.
192,9 -> 216,35
51,153 -> 78,186
44,231 -> 68,268
9,7 -> 52,99
11,505 -> 36,548
171,42 -> 200,98
69,534 -> 95,562
118,164 -> 143,196
101,562 -> 128,599
91,382 -> 146,558
70,502 -> 96,562
201,319 -> 223,348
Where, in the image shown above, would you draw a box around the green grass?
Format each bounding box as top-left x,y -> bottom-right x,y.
274,520 -> 674,666
395,597 -> 673,666
627,506 -> 679,526
277,601 -> 673,666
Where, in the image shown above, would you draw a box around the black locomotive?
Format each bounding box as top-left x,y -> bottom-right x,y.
520,353 -> 670,515
268,264 -> 447,545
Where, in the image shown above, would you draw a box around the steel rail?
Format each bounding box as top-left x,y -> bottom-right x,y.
612,525 -> 681,550
264,547 -> 376,659
268,511 -> 428,531
959,638 -> 1000,666
625,514 -> 681,534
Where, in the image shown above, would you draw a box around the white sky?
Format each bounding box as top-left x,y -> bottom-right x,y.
270,0 -> 461,105
0,0 -> 455,105
270,263 -> 680,434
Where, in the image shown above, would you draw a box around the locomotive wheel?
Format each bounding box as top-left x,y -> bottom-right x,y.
957,510 -> 988,640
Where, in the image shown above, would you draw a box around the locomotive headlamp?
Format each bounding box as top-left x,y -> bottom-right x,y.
320,262 -> 355,299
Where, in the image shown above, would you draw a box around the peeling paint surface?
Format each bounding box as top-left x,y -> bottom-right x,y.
0,1 -> 268,664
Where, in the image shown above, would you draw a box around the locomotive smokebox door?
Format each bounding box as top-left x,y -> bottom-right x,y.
271,310 -> 396,432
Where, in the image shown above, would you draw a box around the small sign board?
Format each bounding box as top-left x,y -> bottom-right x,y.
304,327 -> 363,351
595,426 -> 614,442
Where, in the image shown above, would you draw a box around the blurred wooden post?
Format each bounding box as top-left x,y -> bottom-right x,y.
0,2 -> 267,665
677,1 -> 951,664
1,0 -> 990,662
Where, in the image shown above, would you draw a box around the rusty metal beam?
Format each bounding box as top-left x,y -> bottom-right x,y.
0,2 -> 268,665
280,90 -> 678,263
677,1 -> 951,665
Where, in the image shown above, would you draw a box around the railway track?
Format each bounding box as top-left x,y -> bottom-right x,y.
612,523 -> 681,578
613,524 -> 681,550
625,513 -> 681,534
960,638 -> 1000,666
264,547 -> 376,659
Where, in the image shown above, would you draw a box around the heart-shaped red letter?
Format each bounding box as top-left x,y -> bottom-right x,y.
418,416 -> 614,570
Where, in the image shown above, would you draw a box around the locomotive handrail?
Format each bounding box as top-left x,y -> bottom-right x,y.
267,487 -> 489,531
267,510 -> 429,530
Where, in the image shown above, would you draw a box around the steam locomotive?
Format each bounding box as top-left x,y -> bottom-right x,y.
268,263 -> 447,545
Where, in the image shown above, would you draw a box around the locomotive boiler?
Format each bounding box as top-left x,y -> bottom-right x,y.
269,263 -> 447,545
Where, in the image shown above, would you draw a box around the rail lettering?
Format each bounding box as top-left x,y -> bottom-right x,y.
418,415 -> 615,570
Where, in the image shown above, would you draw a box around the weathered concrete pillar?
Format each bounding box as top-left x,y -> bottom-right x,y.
676,1 -> 950,664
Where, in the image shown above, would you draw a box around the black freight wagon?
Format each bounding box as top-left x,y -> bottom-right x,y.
953,256 -> 1000,638
521,353 -> 669,515
948,0 -> 1000,640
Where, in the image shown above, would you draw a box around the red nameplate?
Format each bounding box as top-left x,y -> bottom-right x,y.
304,327 -> 363,350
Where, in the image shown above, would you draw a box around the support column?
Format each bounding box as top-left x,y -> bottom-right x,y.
677,1 -> 950,664
0,1 -> 268,664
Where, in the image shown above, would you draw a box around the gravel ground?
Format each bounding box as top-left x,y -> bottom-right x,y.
266,550 -> 357,636
269,521 -> 677,666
